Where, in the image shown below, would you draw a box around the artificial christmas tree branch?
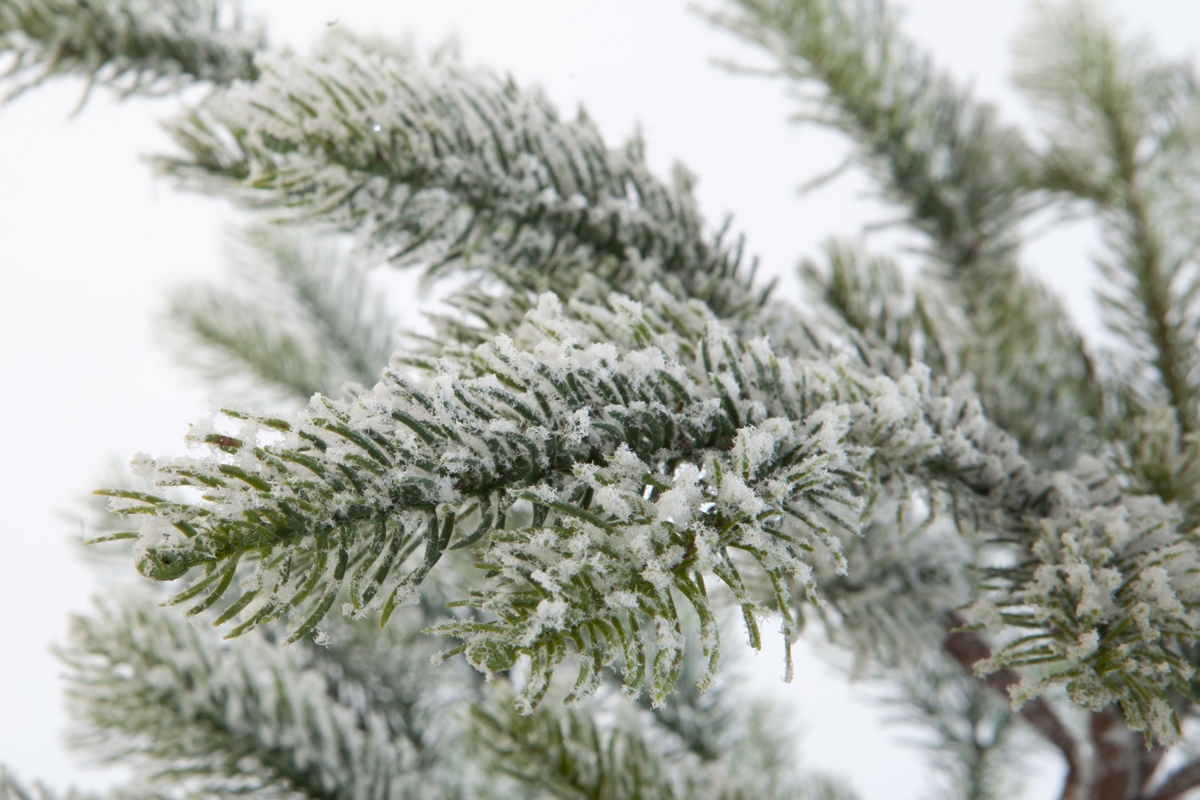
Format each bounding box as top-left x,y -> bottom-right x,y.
708,0 -> 1099,466
1015,0 -> 1200,431
164,225 -> 401,402
89,4 -> 1200,742
0,0 -> 261,104
7,0 -> 1200,796
151,43 -> 743,307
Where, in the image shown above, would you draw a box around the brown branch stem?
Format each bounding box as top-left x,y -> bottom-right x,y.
1146,759 -> 1200,800
943,615 -> 1084,800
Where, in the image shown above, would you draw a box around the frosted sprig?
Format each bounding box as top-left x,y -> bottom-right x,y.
969,474 -> 1200,744
714,0 -> 1098,466
59,593 -> 475,800
153,42 -> 763,315
108,290 -> 1031,709
0,0 -> 262,102
0,770 -> 104,800
470,690 -> 826,800
163,224 -> 401,402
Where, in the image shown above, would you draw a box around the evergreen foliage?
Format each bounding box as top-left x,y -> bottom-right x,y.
889,657 -> 1022,800
59,595 -> 477,800
9,0 -> 1200,798
162,226 -> 401,402
0,0 -> 261,103
710,0 -> 1099,467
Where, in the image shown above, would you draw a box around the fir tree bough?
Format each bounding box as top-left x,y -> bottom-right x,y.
14,0 -> 1200,797
81,0 -> 1200,743
0,0 -> 262,102
112,288 -> 1024,709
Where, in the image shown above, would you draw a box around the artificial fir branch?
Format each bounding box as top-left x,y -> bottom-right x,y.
115,290 -> 997,707
59,593 -> 482,800
113,285 -> 1200,737
163,224 -> 400,403
709,0 -> 1099,466
1015,0 -> 1200,430
91,1 -> 1200,741
150,42 -> 762,318
0,0 -> 262,103
0,770 -> 109,800
9,0 -> 1200,796
888,656 -> 1023,800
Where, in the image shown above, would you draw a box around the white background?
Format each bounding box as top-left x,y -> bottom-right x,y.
3,2 -> 1199,798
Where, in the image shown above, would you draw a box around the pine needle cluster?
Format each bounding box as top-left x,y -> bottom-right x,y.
9,0 -> 1200,798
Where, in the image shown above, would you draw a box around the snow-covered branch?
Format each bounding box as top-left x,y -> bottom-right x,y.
0,0 -> 262,102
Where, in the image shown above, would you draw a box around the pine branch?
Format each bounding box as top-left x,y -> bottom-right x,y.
889,655 -> 1023,800
470,690 -> 831,800
0,0 -> 262,104
152,41 -> 763,323
472,702 -> 680,800
0,770 -> 109,800
710,0 -> 1098,465
1015,0 -> 1200,431
106,289 -> 1049,711
59,593 -> 477,800
110,282 -> 1200,736
163,225 -> 400,403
